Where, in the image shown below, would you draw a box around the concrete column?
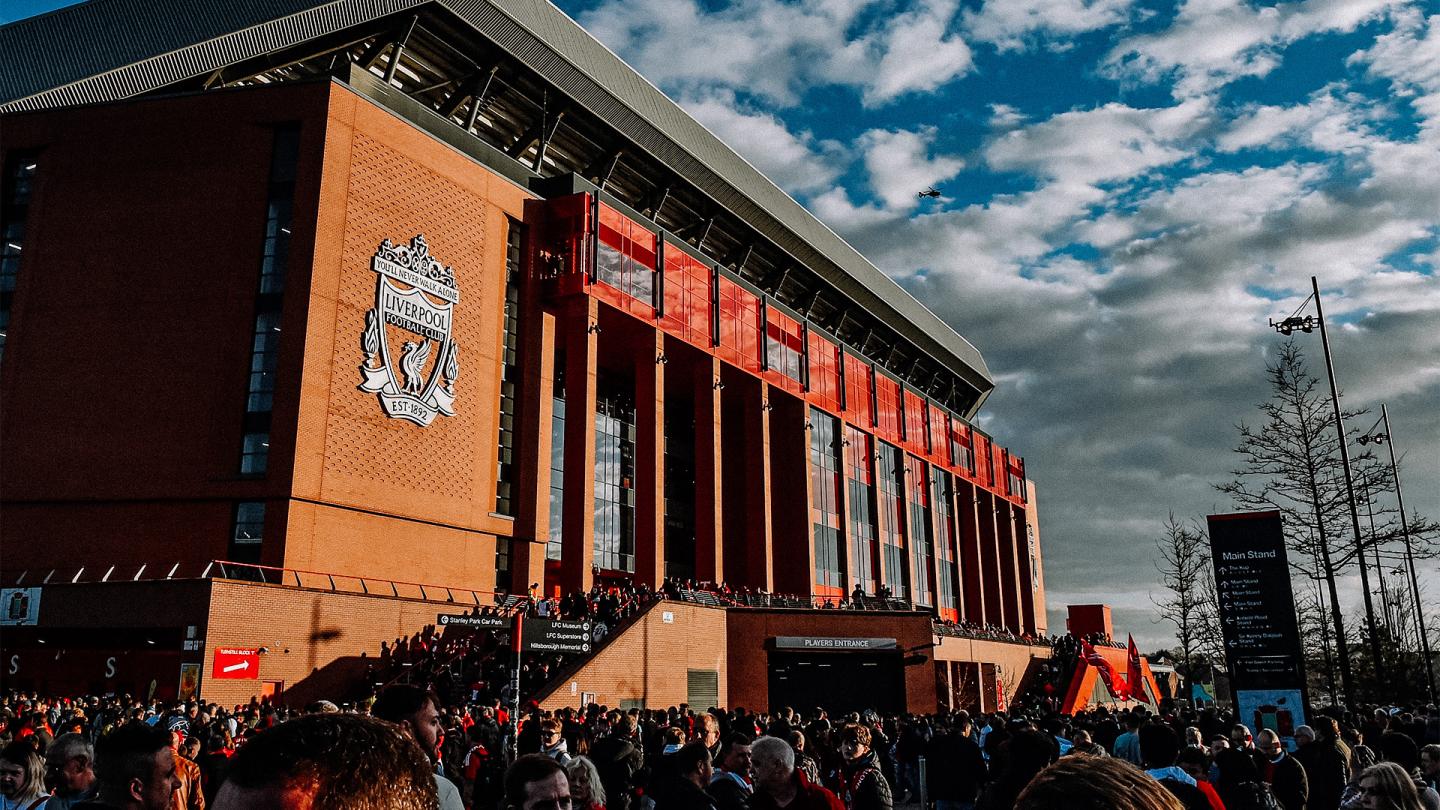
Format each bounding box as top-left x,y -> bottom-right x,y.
559,297 -> 598,592
634,330 -> 665,588
694,357 -> 723,583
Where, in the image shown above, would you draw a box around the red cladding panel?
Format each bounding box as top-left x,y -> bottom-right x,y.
928,406 -> 949,466
903,390 -> 927,455
807,333 -> 842,414
538,193 -> 591,296
874,373 -> 902,444
717,277 -> 762,371
595,204 -> 657,318
660,248 -> 713,348
764,307 -> 805,394
843,353 -> 873,427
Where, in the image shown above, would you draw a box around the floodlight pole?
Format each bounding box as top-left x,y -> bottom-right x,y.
1310,276 -> 1386,690
1381,404 -> 1436,699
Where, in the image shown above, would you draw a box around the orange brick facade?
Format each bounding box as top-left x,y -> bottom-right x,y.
1,78 -> 1046,712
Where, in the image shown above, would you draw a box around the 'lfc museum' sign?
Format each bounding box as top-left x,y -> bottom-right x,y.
359,235 -> 460,426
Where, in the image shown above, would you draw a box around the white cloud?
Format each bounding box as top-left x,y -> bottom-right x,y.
985,99 -> 1211,185
963,0 -> 1135,52
1104,0 -> 1402,98
680,91 -> 845,195
577,0 -> 973,108
858,127 -> 965,210
1218,89 -> 1382,154
1349,10 -> 1440,131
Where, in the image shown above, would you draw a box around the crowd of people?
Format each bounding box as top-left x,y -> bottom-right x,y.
3,685 -> 1438,810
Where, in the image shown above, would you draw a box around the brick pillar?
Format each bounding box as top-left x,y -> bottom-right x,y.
694,356 -> 723,583
634,330 -> 665,588
560,297 -> 598,592
511,305 -> 556,595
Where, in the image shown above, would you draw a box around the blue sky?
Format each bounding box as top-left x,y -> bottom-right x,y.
551,0 -> 1440,649
6,0 -> 1438,651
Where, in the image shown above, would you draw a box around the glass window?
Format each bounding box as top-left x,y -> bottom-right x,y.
766,308 -> 805,387
547,358 -> 566,561
931,466 -> 960,614
495,220 -> 523,516
240,432 -> 269,475
229,501 -> 265,565
245,311 -> 281,413
844,426 -> 876,595
906,455 -> 933,607
593,376 -> 636,573
809,409 -> 844,592
0,153 -> 40,362
876,441 -> 907,600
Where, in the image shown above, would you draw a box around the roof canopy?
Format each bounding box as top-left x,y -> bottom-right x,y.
1,0 -> 994,415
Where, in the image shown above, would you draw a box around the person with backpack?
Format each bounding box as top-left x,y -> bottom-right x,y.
1216,734 -> 1282,810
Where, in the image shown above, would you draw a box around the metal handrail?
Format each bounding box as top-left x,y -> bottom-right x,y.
3,560 -> 511,607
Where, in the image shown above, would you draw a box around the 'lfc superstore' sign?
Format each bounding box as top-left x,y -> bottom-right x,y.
358,235 -> 461,427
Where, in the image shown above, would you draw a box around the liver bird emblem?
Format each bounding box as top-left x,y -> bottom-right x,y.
399,340 -> 431,395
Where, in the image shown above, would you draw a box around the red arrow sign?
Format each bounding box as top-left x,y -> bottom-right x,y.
212,648 -> 259,680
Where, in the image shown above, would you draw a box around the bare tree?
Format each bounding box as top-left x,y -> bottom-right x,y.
1152,513 -> 1210,679
1216,340 -> 1361,704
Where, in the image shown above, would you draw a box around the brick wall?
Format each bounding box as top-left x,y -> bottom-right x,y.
203,578 -> 473,707
537,601 -> 728,711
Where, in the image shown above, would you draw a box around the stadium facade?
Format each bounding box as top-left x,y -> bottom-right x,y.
0,0 -> 1049,712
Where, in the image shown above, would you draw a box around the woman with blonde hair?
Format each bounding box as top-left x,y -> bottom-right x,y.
566,755 -> 607,810
1015,755 -> 1183,810
0,740 -> 48,810
1355,762 -> 1426,810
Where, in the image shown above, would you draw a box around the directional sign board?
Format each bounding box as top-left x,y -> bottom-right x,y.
1208,510 -> 1307,748
521,619 -> 592,654
212,648 -> 259,680
437,614 -> 509,630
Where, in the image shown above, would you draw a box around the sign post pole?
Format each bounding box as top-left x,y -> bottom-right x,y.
510,611 -> 523,767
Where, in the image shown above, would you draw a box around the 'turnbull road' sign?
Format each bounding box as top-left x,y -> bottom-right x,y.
358,235 -> 460,426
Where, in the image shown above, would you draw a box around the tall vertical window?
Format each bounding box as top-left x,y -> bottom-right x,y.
876,441 -> 907,600
952,423 -> 974,475
495,220 -> 523,516
239,126 -> 300,476
664,406 -> 697,580
0,152 -> 40,363
843,425 -> 876,595
594,376 -> 636,573
905,454 -> 933,607
547,357 -> 566,561
931,466 -> 960,616
229,501 -> 265,565
809,409 -> 844,593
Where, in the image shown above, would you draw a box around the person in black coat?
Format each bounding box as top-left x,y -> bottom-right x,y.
589,715 -> 645,810
837,723 -> 892,810
926,715 -> 987,808
1255,729 -> 1308,810
650,742 -> 718,810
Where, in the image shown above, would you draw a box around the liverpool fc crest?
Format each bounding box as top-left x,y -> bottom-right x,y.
358,235 -> 460,426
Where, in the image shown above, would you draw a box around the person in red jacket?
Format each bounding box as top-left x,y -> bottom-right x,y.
750,736 -> 844,810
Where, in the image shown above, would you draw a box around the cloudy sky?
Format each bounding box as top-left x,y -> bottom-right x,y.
543,0 -> 1440,649
6,0 -> 1437,651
